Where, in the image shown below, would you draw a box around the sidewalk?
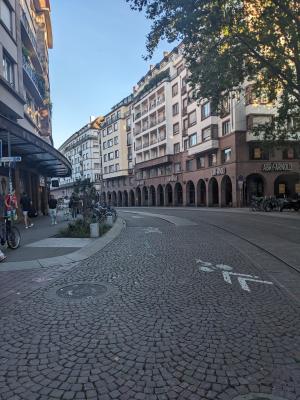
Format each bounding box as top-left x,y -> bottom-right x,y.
2,211 -> 78,263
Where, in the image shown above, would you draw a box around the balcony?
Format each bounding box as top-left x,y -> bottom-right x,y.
150,119 -> 157,128
182,107 -> 187,116
142,123 -> 149,132
188,139 -> 219,156
181,86 -> 187,95
136,143 -> 142,151
22,56 -> 45,102
157,96 -> 165,106
126,124 -> 131,132
135,111 -> 141,120
182,128 -> 188,137
135,154 -> 173,169
150,137 -> 158,145
143,142 -> 149,148
20,10 -> 43,73
142,107 -> 148,115
157,115 -> 165,124
149,100 -> 156,110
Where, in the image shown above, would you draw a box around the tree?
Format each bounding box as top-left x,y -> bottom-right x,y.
126,0 -> 300,142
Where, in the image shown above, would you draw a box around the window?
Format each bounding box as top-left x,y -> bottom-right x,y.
103,141 -> 107,149
250,146 -> 269,160
221,97 -> 230,117
172,83 -> 178,97
183,139 -> 188,150
107,125 -> 113,134
114,122 -> 118,131
174,143 -> 180,154
222,148 -> 232,163
186,160 -> 193,171
2,51 -> 14,87
94,163 -> 100,169
188,110 -> 197,127
102,129 -> 106,137
115,150 -> 119,158
115,163 -> 119,171
1,1 -> 12,31
108,139 -> 113,147
282,148 -> 296,159
172,103 -> 179,116
109,165 -> 114,172
222,120 -> 230,136
196,156 -> 205,169
108,152 -> 114,161
183,118 -> 188,131
202,125 -> 218,141
177,64 -> 184,75
201,102 -> 210,120
173,122 -> 179,135
189,133 -> 197,147
114,136 -> 118,145
174,162 -> 181,173
208,153 -> 217,166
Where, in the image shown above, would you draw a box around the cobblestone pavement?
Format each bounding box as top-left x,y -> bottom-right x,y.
0,212 -> 299,400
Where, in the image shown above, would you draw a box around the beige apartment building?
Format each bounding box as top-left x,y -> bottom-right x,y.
101,95 -> 134,206
0,0 -> 70,213
101,45 -> 299,208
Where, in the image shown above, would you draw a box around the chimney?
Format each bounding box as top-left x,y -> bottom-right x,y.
163,51 -> 169,58
149,64 -> 154,71
90,115 -> 96,122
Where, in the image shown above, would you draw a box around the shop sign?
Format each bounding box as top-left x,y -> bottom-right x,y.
279,184 -> 285,194
262,162 -> 292,172
39,176 -> 45,187
212,167 -> 226,176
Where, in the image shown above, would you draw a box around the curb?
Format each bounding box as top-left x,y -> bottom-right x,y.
0,217 -> 126,271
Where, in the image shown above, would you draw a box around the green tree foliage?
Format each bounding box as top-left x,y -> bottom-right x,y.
126,0 -> 300,142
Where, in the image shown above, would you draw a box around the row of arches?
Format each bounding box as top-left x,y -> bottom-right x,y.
102,175 -> 233,208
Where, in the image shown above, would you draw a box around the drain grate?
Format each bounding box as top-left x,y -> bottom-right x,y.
56,283 -> 107,299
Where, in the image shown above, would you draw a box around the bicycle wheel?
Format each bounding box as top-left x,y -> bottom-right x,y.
7,226 -> 21,249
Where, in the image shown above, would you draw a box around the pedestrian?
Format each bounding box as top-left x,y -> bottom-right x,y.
48,195 -> 58,225
69,193 -> 78,219
20,192 -> 34,229
0,193 -> 6,262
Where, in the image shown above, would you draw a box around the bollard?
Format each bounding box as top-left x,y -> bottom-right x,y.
90,222 -> 99,238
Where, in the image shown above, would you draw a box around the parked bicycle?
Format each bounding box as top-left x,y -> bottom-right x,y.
249,196 -> 265,211
262,196 -> 281,212
0,217 -> 21,249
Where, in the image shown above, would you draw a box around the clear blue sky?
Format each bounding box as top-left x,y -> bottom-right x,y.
50,0 -> 176,148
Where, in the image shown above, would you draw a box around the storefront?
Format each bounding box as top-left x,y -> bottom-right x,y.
0,115 -> 71,214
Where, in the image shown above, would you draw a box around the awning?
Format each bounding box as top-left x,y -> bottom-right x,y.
0,114 -> 71,177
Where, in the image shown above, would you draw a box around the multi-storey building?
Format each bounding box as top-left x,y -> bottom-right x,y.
0,0 -> 70,213
51,118 -> 102,198
101,45 -> 299,208
100,95 -> 134,206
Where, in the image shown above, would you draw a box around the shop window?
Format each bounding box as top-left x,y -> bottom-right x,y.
186,160 -> 193,171
222,148 -> 232,163
249,146 -> 269,160
196,156 -> 205,169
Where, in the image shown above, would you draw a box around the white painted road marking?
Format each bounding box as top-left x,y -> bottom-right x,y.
197,259 -> 273,293
143,227 -> 162,234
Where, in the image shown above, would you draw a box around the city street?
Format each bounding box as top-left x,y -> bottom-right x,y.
0,208 -> 299,400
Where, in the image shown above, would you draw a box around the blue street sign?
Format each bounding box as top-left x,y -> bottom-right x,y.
0,156 -> 22,162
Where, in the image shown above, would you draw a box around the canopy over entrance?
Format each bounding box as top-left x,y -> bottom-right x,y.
0,115 -> 71,177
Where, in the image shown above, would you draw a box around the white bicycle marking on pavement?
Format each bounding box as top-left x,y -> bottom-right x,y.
143,227 -> 162,234
197,259 -> 273,292
131,216 -> 144,219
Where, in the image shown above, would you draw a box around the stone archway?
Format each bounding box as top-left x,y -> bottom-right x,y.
117,191 -> 122,207
129,190 -> 135,206
157,185 -> 164,206
186,181 -> 195,206
165,184 -> 173,206
136,187 -> 142,206
174,182 -> 183,206
221,175 -> 232,206
102,192 -> 107,205
245,173 -> 265,204
149,186 -> 156,206
196,179 -> 206,206
208,178 -> 219,206
107,191 -> 112,206
274,173 -> 300,198
123,190 -> 129,207
142,186 -> 149,206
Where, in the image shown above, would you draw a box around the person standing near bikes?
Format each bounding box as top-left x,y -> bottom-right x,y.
20,192 -> 34,229
0,193 -> 6,262
48,195 -> 58,225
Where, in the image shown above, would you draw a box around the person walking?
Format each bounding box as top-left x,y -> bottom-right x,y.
48,195 -> 58,225
69,193 -> 78,220
20,192 -> 34,229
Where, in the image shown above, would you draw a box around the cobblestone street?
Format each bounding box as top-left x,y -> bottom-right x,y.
0,210 -> 299,400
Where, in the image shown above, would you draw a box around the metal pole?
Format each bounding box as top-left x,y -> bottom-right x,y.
7,131 -> 12,193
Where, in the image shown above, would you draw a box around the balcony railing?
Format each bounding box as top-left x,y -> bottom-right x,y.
22,56 -> 45,99
142,124 -> 149,132
136,144 -> 142,150
181,86 -> 187,95
149,100 -> 156,110
142,108 -> 148,115
157,96 -> 165,106
143,142 -> 149,148
182,107 -> 187,116
188,139 -> 219,156
135,111 -> 141,120
150,138 -> 158,145
21,10 -> 38,53
150,119 -> 157,128
159,134 -> 166,141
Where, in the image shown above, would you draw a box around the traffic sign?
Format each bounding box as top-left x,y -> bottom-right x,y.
0,156 -> 22,162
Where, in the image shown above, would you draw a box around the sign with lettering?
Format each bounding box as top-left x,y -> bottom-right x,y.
212,167 -> 226,176
262,162 -> 292,172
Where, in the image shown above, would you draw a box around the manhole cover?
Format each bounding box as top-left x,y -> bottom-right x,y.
233,394 -> 288,400
56,284 -> 107,299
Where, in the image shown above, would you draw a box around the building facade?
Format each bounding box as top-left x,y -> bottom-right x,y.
101,46 -> 299,208
0,0 -> 70,212
51,119 -> 102,199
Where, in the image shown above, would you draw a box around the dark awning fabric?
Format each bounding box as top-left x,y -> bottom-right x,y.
0,114 -> 71,177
